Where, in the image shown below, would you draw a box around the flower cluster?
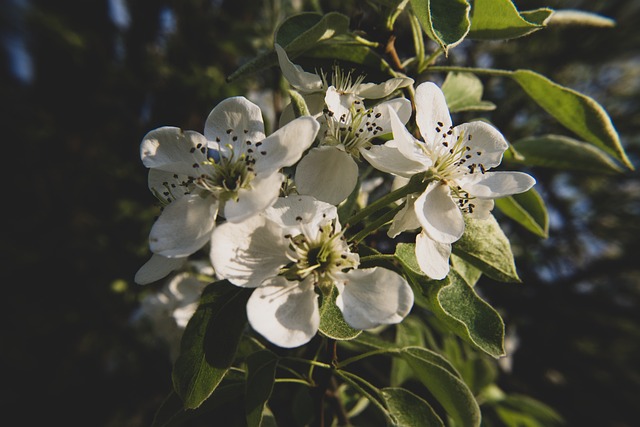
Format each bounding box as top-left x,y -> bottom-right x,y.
135,47 -> 535,348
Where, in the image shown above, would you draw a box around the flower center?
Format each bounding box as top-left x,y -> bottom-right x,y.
195,144 -> 256,202
281,221 -> 359,291
323,102 -> 385,156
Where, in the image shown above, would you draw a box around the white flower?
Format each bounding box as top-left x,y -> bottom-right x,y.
362,82 -> 536,279
140,96 -> 319,259
136,270 -> 210,360
294,86 -> 412,205
209,195 -> 414,348
275,42 -> 413,122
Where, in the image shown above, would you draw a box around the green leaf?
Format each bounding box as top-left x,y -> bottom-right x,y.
450,254 -> 483,287
172,281 -> 253,409
409,0 -> 471,54
509,134 -> 624,174
227,12 -> 350,82
441,72 -> 496,113
302,40 -> 393,74
422,271 -> 506,358
152,380 -> 245,427
495,188 -> 549,238
452,215 -> 521,283
511,69 -> 633,169
275,12 -> 350,54
245,350 -> 279,427
319,285 -> 362,340
381,387 -> 445,427
391,317 -> 426,386
400,347 -> 481,427
469,0 -> 552,40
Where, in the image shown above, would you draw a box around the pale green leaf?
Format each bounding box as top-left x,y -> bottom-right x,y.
495,188 -> 549,238
509,134 -> 624,174
245,350 -> 279,427
319,285 -> 362,340
172,281 -> 252,409
382,387 -> 445,427
469,0 -> 552,40
441,72 -> 496,112
453,215 -> 521,283
511,69 -> 633,169
422,271 -> 506,358
400,346 -> 481,427
409,0 -> 471,54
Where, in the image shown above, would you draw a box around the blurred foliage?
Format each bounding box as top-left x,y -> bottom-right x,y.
1,0 -> 638,426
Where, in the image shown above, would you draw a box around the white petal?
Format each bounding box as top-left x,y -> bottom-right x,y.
415,232 -> 451,280
247,276 -> 320,348
253,116 -> 320,176
375,98 -> 413,130
388,195 -> 421,238
389,107 -> 433,167
209,214 -> 290,288
466,198 -> 495,219
414,181 -> 464,244
336,267 -> 414,330
325,86 -> 359,120
141,127 -> 208,176
459,171 -> 536,199
148,168 -> 194,204
356,77 -> 414,99
361,141 -> 427,178
454,121 -> 508,169
275,44 -> 323,93
134,254 -> 187,285
223,172 -> 284,223
415,82 -> 453,144
265,195 -> 337,233
295,146 -> 358,205
149,194 -> 218,257
204,97 -> 266,154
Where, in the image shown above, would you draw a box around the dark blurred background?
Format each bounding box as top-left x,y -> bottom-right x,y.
1,0 -> 638,426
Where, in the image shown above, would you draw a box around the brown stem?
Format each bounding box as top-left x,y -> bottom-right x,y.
385,34 -> 404,72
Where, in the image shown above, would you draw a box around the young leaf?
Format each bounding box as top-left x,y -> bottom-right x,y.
422,270 -> 506,358
400,346 -> 481,427
495,188 -> 549,238
511,69 -> 633,169
469,0 -> 553,40
409,0 -> 471,54
319,284 -> 362,340
547,9 -> 616,28
381,387 -> 445,427
287,89 -> 310,118
245,350 -> 279,427
441,72 -> 496,113
452,215 -> 521,283
509,134 -> 624,174
172,281 -> 253,409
